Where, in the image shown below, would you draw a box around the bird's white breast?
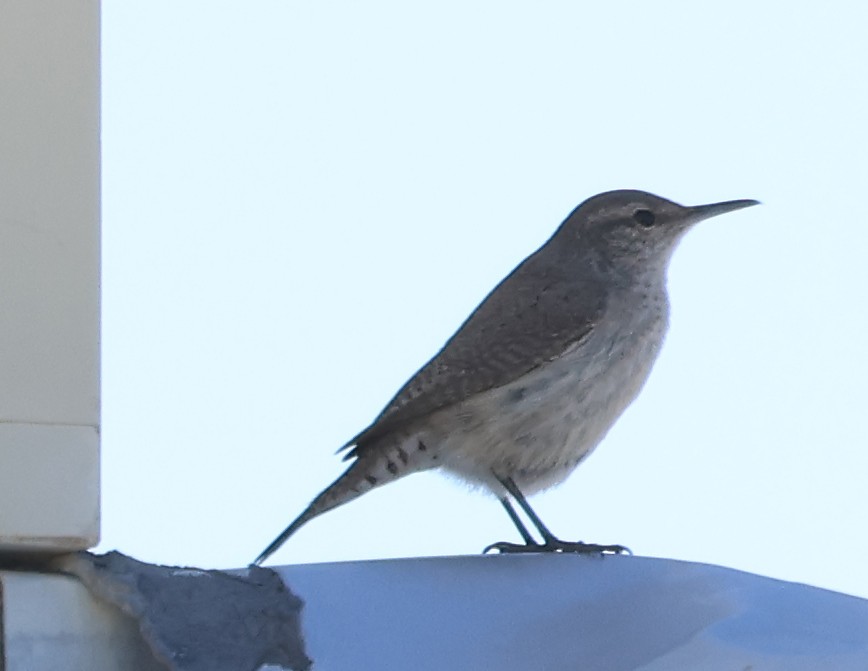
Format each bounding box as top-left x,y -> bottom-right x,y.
420,288 -> 669,495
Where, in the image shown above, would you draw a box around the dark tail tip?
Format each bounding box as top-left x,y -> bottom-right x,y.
253,449 -> 399,565
253,460 -> 365,565
253,507 -> 316,566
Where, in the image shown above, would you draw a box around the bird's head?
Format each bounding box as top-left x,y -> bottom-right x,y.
558,189 -> 759,279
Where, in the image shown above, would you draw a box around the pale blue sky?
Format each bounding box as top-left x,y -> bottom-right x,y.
100,2 -> 868,598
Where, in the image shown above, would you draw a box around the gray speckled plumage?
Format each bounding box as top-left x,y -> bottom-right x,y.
255,189 -> 758,564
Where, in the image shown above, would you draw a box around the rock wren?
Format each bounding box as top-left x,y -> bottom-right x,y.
254,190 -> 758,565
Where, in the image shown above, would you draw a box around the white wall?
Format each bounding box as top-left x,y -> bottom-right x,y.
0,0 -> 100,551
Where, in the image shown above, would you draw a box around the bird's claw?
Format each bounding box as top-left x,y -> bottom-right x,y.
483,540 -> 631,555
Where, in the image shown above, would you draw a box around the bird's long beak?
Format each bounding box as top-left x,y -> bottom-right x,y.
690,198 -> 760,222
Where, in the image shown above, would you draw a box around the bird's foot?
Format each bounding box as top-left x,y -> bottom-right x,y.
483,539 -> 630,555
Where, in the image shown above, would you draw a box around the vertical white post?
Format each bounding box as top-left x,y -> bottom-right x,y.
0,0 -> 100,552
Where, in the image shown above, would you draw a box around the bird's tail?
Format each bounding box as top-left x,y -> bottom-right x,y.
253,435 -> 435,565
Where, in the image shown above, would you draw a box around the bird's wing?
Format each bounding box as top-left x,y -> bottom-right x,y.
342,250 -> 606,454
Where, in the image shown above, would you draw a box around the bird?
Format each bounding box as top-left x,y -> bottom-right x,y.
254,189 -> 758,565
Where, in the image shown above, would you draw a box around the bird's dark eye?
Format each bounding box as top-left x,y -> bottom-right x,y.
633,209 -> 656,227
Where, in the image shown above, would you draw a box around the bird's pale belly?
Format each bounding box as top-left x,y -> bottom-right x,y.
420,302 -> 668,495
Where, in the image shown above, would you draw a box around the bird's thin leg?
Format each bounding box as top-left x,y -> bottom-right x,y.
484,474 -> 630,555
499,497 -> 537,545
498,475 -> 559,543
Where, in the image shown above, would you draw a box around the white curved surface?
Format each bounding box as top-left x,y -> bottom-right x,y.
275,554 -> 868,671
